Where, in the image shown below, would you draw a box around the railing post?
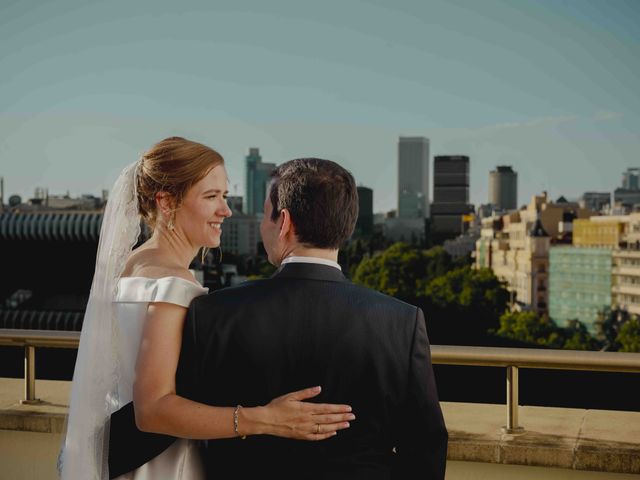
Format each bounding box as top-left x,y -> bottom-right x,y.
502,365 -> 524,434
20,345 -> 41,405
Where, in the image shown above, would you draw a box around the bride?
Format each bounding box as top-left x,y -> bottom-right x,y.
59,137 -> 355,479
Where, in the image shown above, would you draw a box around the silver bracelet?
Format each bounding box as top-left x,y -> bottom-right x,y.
233,404 -> 247,439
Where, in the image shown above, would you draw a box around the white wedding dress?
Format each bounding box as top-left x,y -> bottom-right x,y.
113,275 -> 208,480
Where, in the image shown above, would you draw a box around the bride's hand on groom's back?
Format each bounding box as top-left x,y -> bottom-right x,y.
243,386 -> 356,440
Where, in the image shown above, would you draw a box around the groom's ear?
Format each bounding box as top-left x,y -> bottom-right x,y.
278,208 -> 295,240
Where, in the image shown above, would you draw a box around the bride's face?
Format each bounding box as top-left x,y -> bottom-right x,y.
175,164 -> 232,248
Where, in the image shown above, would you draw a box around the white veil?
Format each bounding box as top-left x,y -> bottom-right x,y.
59,161 -> 142,479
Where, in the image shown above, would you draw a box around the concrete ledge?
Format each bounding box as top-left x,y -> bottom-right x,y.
0,378 -> 69,434
2,378 -> 639,475
574,410 -> 640,473
442,402 -> 640,475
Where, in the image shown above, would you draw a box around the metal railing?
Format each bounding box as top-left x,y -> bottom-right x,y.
0,329 -> 80,404
1,329 -> 640,433
430,345 -> 640,433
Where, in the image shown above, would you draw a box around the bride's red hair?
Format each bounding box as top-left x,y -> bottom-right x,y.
136,136 -> 224,229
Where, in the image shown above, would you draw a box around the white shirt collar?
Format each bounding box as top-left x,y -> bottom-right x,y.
281,256 -> 342,271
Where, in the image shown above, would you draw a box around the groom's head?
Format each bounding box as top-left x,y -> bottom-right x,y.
260,158 -> 358,266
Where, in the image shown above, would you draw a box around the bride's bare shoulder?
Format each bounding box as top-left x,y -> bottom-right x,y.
121,248 -> 197,284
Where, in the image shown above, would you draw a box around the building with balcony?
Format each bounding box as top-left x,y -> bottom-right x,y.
612,249 -> 640,316
503,215 -> 550,313
612,248 -> 640,316
475,192 -> 593,314
610,214 -> 640,316
475,215 -> 502,269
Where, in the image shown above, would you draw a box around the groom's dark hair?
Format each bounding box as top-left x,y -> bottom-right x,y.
268,158 -> 358,249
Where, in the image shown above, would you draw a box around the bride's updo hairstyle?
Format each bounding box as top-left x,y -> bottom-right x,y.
136,136 -> 224,229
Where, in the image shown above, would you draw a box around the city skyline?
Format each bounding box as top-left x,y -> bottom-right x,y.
1,0 -> 639,212
3,146 -> 637,215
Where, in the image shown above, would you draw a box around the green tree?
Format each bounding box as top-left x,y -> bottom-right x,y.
594,307 -> 629,351
495,311 -> 564,348
352,243 -> 510,344
352,243 -> 453,300
496,313 -> 601,350
423,266 -> 509,317
562,320 -> 598,351
339,233 -> 394,278
420,266 -> 510,343
339,238 -> 368,278
452,252 -> 474,269
617,318 -> 640,352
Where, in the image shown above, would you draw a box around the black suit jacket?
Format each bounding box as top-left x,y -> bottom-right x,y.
176,263 -> 448,479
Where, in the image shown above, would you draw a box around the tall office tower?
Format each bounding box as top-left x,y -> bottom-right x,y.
431,155 -> 473,243
397,137 -> 430,219
615,168 -> 640,211
354,186 -> 374,238
489,165 -> 518,211
581,192 -> 611,213
245,148 -> 276,216
622,168 -> 640,190
226,195 -> 244,214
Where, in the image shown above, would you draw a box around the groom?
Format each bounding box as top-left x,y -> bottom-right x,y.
176,158 -> 448,479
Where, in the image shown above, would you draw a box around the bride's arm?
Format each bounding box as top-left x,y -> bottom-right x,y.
132,302 -> 354,440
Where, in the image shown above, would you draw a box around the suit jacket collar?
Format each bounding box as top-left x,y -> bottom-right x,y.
271,262 -> 349,283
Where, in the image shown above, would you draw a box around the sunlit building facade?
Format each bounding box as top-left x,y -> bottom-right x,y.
475,192 -> 593,315
548,247 -> 612,334
573,217 -> 625,248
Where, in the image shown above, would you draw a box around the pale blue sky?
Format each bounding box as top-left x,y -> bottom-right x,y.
1,0 -> 638,211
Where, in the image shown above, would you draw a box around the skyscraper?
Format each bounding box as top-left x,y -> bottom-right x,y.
489,165 -> 518,211
397,137 -> 429,219
226,195 -> 244,214
581,192 -> 611,213
614,167 -> 640,211
355,186 -> 373,238
431,155 -> 473,242
622,168 -> 640,190
245,148 -> 276,216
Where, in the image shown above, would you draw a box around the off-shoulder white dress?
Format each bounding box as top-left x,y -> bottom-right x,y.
113,276 -> 208,480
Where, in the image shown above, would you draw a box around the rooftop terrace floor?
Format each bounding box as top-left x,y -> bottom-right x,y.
1,378 -> 639,479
